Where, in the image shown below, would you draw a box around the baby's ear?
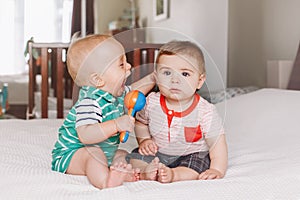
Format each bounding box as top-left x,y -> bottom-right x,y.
89,73 -> 105,88
197,74 -> 206,89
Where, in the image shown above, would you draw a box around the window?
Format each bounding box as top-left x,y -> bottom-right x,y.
0,0 -> 24,75
24,0 -> 73,43
0,0 -> 73,75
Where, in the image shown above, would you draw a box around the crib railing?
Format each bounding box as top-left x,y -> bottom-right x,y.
27,42 -> 71,119
27,41 -> 163,119
123,42 -> 162,84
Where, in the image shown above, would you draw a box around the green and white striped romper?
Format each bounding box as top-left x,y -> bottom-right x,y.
51,86 -> 129,173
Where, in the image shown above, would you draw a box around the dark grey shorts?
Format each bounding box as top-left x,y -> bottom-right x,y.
126,148 -> 210,174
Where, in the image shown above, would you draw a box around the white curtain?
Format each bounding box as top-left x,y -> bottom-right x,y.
0,0 -> 24,75
0,0 -> 73,75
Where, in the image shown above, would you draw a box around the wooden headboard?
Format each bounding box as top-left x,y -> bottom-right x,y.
27,41 -> 162,119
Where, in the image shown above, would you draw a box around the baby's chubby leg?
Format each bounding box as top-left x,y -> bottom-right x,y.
109,149 -> 140,183
111,149 -> 129,165
157,164 -> 199,183
130,157 -> 160,181
67,146 -> 132,189
108,162 -> 140,187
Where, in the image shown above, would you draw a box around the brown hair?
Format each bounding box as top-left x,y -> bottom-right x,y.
156,40 -> 205,74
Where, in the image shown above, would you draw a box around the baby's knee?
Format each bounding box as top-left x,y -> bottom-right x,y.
112,149 -> 129,165
115,149 -> 128,156
85,147 -> 108,168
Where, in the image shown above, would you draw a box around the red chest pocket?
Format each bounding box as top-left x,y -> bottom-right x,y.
184,125 -> 202,143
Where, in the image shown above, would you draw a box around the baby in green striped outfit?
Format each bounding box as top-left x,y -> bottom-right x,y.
51,34 -> 155,189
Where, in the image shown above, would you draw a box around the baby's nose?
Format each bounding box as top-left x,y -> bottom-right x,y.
171,73 -> 180,83
126,62 -> 132,71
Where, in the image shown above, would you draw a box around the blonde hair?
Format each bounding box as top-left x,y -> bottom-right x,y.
156,40 -> 205,74
67,34 -> 111,84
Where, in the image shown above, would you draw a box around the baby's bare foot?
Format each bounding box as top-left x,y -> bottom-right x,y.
157,163 -> 173,183
133,168 -> 141,181
107,162 -> 138,188
124,166 -> 140,182
141,157 -> 159,180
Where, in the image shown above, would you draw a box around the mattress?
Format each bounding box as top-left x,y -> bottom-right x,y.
0,88 -> 300,199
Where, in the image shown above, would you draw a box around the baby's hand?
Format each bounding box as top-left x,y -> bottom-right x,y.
114,115 -> 135,133
138,139 -> 158,156
198,168 -> 224,180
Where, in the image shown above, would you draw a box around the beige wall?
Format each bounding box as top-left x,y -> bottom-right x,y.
94,0 -> 130,34
137,0 -> 228,92
228,0 -> 300,88
263,0 -> 300,60
94,0 -> 300,89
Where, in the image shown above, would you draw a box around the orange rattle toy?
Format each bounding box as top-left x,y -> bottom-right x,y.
120,90 -> 146,143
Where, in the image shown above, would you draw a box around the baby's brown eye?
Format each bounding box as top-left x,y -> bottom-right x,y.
182,72 -> 190,77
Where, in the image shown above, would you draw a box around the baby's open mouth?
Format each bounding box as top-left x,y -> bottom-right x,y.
122,78 -> 127,87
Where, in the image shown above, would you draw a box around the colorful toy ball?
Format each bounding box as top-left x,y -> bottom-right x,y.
120,90 -> 146,143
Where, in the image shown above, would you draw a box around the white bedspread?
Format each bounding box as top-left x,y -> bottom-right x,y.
1,88 -> 300,199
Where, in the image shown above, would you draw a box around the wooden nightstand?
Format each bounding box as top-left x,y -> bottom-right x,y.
5,104 -> 27,119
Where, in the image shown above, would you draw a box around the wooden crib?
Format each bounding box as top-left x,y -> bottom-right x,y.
27,41 -> 162,119
27,42 -> 71,119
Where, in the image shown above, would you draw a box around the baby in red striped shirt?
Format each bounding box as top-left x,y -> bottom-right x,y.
126,40 -> 228,183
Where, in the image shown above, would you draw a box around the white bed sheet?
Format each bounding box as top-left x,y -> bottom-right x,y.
1,88 -> 300,199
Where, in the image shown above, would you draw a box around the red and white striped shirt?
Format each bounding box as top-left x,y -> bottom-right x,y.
136,92 -> 225,156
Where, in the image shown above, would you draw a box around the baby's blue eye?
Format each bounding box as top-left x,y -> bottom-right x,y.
182,72 -> 190,77
163,71 -> 171,76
